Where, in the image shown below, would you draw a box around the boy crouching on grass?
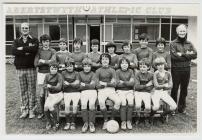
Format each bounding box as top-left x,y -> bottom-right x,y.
151,57 -> 177,117
79,58 -> 97,133
95,53 -> 121,130
62,58 -> 80,130
134,58 -> 154,126
116,57 -> 135,130
43,62 -> 63,131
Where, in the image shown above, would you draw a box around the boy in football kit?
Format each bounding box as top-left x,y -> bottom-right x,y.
105,42 -> 119,70
87,39 -> 101,72
71,38 -> 87,71
151,57 -> 177,115
95,53 -> 121,130
62,58 -> 80,130
133,33 -> 153,65
55,38 -> 71,72
120,41 -> 138,70
116,57 -> 135,130
79,58 -> 97,133
43,63 -> 63,131
134,58 -> 153,125
34,34 -> 56,119
152,37 -> 171,71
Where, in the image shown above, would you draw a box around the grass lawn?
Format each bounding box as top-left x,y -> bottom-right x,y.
5,64 -> 197,134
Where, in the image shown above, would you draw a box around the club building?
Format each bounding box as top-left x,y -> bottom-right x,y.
5,4 -> 199,55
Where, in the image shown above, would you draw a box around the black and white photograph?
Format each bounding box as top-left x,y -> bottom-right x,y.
1,0 -> 201,139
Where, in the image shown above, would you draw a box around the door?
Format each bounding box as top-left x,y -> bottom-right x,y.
89,25 -> 100,47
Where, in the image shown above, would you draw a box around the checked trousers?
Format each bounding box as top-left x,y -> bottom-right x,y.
16,68 -> 37,112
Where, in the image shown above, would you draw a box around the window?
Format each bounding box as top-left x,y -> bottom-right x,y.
113,24 -> 130,41
49,25 -> 60,40
161,24 -> 170,40
133,24 -> 159,41
29,25 -> 38,38
6,25 -> 14,41
60,24 -> 67,39
102,24 -> 112,41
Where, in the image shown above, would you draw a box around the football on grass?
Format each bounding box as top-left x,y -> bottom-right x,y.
106,120 -> 119,133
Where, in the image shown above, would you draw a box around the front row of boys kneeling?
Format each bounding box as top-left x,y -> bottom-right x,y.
43,53 -> 177,132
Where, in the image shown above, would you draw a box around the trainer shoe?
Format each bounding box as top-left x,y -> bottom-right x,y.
64,123 -> 70,130
126,121 -> 133,130
82,122 -> 88,133
29,111 -> 35,119
89,122 -> 95,133
70,122 -> 76,130
19,111 -> 28,119
102,121 -> 108,130
45,122 -> 52,130
37,113 -> 44,119
121,121 -> 127,130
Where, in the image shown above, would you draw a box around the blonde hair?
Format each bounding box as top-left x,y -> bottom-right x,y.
154,57 -> 166,66
176,24 -> 187,33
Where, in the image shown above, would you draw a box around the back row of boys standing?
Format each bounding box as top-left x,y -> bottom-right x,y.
34,32 -> 177,132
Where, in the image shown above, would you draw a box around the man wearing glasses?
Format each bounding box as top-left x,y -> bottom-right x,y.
12,22 -> 39,119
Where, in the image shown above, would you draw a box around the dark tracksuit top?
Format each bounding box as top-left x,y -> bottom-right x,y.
12,35 -> 39,69
116,69 -> 135,90
70,51 -> 87,71
170,37 -> 197,71
109,54 -> 120,70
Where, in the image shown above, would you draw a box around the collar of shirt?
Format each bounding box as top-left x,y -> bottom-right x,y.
19,34 -> 33,40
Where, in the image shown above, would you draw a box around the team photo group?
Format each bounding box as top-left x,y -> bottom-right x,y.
12,21 -> 197,133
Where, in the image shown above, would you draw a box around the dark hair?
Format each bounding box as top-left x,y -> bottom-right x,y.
91,39 -> 99,45
122,40 -> 132,50
49,62 -> 59,69
40,34 -> 51,43
138,58 -> 151,68
139,33 -> 149,41
105,42 -> 117,53
90,39 -> 100,51
73,37 -> 83,46
65,57 -> 75,67
156,37 -> 166,47
99,53 -> 111,65
118,57 -> 130,70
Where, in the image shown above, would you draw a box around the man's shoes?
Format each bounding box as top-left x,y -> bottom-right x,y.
19,111 -> 28,119
89,122 -> 95,133
82,122 -> 88,133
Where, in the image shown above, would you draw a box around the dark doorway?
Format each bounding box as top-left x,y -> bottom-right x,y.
90,25 -> 100,47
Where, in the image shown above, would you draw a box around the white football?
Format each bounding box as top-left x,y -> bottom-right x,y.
106,120 -> 119,133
